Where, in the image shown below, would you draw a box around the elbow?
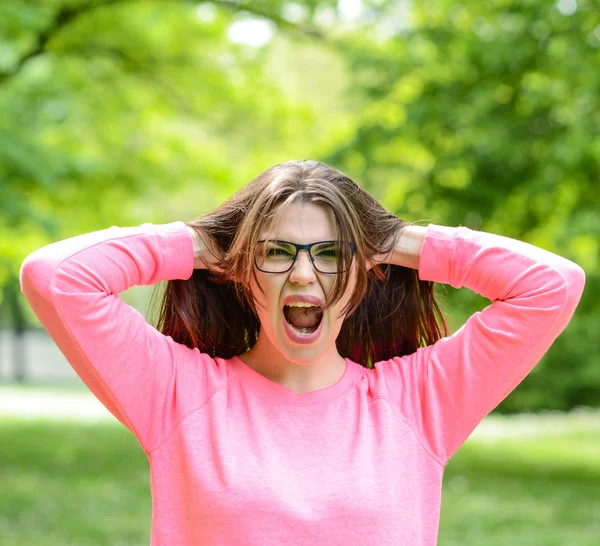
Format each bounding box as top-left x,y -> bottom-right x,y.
562,263 -> 586,302
553,263 -> 586,322
20,253 -> 58,303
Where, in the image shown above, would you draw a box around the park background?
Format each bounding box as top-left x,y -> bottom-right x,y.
0,0 -> 598,544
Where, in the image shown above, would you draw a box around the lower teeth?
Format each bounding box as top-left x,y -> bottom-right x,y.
288,322 -> 318,335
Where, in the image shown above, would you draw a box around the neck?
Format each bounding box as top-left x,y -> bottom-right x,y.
239,330 -> 346,394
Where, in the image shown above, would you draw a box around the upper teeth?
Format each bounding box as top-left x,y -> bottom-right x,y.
286,302 -> 319,308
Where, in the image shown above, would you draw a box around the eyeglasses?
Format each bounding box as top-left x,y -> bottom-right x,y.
254,240 -> 357,274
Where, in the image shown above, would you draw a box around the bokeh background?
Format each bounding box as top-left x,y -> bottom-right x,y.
0,0 -> 598,544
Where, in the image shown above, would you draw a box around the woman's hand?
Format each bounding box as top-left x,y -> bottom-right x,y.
186,226 -> 226,271
367,225 -> 426,271
366,228 -> 401,272
366,225 -> 426,271
366,249 -> 389,272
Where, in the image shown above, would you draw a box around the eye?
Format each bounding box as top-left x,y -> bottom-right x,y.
266,248 -> 292,257
314,245 -> 339,258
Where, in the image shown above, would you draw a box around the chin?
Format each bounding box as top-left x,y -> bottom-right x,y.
276,323 -> 328,362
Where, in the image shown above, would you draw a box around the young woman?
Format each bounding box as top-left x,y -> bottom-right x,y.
20,159 -> 585,545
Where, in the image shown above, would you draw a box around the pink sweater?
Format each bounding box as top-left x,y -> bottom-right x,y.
19,221 -> 585,545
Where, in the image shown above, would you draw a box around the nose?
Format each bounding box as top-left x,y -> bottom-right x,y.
289,250 -> 316,284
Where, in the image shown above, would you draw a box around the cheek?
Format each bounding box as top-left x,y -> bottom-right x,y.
329,274 -> 357,324
249,276 -> 280,321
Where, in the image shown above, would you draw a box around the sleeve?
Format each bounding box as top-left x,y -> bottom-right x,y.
374,224 -> 586,466
19,221 -> 225,453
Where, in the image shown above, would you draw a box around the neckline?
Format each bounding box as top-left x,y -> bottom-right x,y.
228,355 -> 359,405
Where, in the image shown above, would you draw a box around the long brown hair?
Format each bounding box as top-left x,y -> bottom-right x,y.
149,159 -> 449,368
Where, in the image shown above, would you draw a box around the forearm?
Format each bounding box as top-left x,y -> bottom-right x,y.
186,226 -> 218,270
387,225 -> 428,270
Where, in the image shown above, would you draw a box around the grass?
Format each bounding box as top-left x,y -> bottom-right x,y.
440,432 -> 600,545
0,418 -> 150,546
0,416 -> 598,546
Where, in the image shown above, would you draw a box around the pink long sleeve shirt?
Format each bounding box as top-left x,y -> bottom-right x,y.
19,221 -> 586,545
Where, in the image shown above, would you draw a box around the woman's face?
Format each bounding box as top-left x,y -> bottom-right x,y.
248,202 -> 357,363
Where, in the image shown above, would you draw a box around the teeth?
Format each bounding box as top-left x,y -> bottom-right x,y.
285,302 -> 319,308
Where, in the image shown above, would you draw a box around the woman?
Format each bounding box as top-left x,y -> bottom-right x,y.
20,159 -> 585,545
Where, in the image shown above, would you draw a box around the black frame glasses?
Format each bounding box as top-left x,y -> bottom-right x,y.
254,239 -> 357,274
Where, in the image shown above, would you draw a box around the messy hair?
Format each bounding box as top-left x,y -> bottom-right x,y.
149,159 -> 449,368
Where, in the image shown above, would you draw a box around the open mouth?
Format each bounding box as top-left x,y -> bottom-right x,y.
282,304 -> 324,335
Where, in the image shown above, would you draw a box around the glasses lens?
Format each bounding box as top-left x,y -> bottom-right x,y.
311,242 -> 350,273
255,241 -> 296,272
255,241 -> 354,273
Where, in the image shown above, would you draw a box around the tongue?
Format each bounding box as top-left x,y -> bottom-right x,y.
284,306 -> 323,329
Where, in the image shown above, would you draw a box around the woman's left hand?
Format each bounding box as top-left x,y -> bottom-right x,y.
366,246 -> 395,272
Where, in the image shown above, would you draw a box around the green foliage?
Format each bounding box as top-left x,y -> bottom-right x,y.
0,0 -> 596,410
323,0 -> 599,412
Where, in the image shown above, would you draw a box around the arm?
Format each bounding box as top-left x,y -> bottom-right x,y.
186,225 -> 232,275
374,223 -> 586,466
20,222 -> 224,453
187,226 -> 206,269
186,226 -> 219,270
368,224 -> 427,271
387,225 -> 428,270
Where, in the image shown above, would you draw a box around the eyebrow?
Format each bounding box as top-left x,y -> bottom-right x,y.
262,239 -> 337,244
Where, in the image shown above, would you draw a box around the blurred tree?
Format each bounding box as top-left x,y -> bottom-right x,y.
0,0 -> 350,378
323,0 -> 600,411
0,0 -> 596,410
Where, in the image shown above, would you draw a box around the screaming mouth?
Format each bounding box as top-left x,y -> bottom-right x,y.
283,304 -> 324,334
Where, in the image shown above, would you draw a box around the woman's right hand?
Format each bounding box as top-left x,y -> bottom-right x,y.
186,226 -> 226,271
